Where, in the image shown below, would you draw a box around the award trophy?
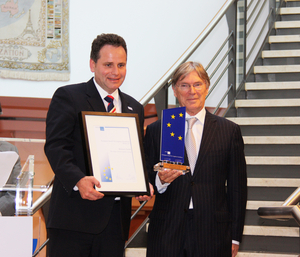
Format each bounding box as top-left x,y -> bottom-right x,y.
154,106 -> 190,174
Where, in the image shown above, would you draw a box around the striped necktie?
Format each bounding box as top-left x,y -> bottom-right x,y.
104,95 -> 116,113
185,117 -> 197,174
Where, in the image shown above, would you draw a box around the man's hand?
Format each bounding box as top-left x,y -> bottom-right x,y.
158,168 -> 183,184
76,176 -> 104,200
232,243 -> 239,257
135,183 -> 154,201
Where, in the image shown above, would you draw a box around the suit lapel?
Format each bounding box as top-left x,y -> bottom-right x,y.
85,78 -> 106,112
192,111 -> 217,177
85,80 -> 135,114
119,90 -> 134,114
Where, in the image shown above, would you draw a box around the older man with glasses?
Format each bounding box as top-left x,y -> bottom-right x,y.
145,61 -> 247,257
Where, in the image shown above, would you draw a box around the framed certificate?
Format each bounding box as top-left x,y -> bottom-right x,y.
80,111 -> 150,196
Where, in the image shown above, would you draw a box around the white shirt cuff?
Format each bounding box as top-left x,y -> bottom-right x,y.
232,240 -> 239,245
155,173 -> 170,194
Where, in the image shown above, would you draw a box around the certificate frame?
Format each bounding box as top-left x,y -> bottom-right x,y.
80,111 -> 150,196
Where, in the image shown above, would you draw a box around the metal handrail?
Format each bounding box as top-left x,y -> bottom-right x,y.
245,0 -> 285,80
247,0 -> 265,27
0,137 -> 45,143
207,59 -> 234,99
125,216 -> 150,249
247,0 -> 268,38
213,84 -> 233,115
283,187 -> 300,206
258,187 -> 300,226
246,7 -> 273,61
139,0 -> 236,107
205,31 -> 234,71
208,45 -> 234,81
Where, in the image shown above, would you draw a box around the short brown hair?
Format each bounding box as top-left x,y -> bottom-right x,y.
90,33 -> 127,63
171,61 -> 210,89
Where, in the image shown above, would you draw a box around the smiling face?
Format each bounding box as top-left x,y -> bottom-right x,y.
173,70 -> 208,116
90,45 -> 127,94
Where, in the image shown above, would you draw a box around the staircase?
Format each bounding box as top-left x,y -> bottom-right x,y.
125,1 -> 300,256
226,0 -> 300,255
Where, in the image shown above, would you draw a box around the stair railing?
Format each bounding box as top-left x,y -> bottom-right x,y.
258,187 -> 300,226
126,0 -> 239,249
139,0 -> 237,114
1,0 -> 289,254
126,0 -> 288,249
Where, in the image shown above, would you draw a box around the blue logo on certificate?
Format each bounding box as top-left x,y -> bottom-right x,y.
102,166 -> 113,182
160,106 -> 186,164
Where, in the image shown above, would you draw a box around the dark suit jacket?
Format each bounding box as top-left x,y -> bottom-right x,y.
44,78 -> 144,239
145,110 -> 247,257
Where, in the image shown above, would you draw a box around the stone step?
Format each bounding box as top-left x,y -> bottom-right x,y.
235,99 -> 300,107
280,7 -> 300,15
245,81 -> 300,91
243,225 -> 299,237
246,156 -> 300,165
227,116 -> 300,125
243,136 -> 300,144
274,20 -> 300,29
125,226 -> 300,255
247,178 -> 300,187
245,143 -> 300,156
269,34 -> 300,43
238,253 -> 299,257
125,249 -> 300,257
125,248 -> 146,257
246,200 -> 284,210
261,49 -> 300,58
253,64 -> 300,74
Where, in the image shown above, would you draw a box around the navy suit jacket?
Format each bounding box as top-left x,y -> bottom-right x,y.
145,110 -> 247,257
44,78 -> 144,239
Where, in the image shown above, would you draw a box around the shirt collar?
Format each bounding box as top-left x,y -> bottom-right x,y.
93,77 -> 120,103
185,107 -> 206,125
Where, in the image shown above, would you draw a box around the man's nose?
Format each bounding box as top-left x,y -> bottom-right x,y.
189,85 -> 196,93
111,65 -> 120,75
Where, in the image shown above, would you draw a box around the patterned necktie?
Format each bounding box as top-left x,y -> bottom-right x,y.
104,95 -> 116,113
185,118 -> 197,174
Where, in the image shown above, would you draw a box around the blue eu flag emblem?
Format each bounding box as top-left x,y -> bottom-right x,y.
101,166 -> 113,182
160,106 -> 186,164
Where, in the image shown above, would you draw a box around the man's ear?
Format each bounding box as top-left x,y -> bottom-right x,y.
172,86 -> 177,98
89,59 -> 95,73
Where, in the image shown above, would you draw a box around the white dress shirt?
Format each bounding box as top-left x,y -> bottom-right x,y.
155,107 -> 206,203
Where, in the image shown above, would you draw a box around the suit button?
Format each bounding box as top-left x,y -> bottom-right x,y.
184,209 -> 188,213
191,182 -> 194,186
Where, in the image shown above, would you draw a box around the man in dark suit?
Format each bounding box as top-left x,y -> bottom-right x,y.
145,62 -> 247,257
44,33 -> 152,257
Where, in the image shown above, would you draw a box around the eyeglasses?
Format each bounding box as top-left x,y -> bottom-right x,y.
176,83 -> 205,92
